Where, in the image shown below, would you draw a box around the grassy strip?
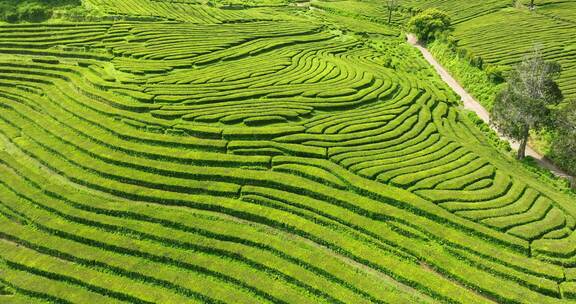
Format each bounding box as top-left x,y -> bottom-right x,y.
427,40 -> 503,110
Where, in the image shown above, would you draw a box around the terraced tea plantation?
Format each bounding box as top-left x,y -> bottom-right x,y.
1,0 -> 576,303
404,0 -> 576,100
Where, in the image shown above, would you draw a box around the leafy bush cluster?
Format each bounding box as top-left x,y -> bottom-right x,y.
0,0 -> 80,23
408,8 -> 498,81
427,40 -> 504,109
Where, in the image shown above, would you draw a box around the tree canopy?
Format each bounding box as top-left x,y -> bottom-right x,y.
491,48 -> 563,159
407,8 -> 451,43
0,0 -> 80,23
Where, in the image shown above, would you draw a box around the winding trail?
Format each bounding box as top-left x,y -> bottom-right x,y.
406,34 -> 573,181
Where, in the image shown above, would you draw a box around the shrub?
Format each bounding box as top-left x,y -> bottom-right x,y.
485,65 -> 507,84
428,40 -> 503,109
18,3 -> 51,22
468,53 -> 483,69
4,10 -> 18,22
456,47 -> 483,69
0,0 -> 81,22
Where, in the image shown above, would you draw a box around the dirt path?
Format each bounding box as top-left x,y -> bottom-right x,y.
406,34 -> 572,180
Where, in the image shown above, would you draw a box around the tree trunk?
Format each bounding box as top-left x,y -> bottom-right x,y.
530,0 -> 535,8
388,9 -> 392,24
517,128 -> 529,160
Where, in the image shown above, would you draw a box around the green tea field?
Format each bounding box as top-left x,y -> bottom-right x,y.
0,0 -> 575,303
405,0 -> 576,101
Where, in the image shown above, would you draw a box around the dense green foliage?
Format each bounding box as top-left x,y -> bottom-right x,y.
551,100 -> 576,175
491,50 -> 563,159
428,40 -> 504,108
406,0 -> 576,175
0,0 -> 575,303
407,8 -> 451,42
0,0 -> 80,22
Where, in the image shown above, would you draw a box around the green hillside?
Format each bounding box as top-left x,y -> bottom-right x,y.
0,0 -> 575,303
405,0 -> 576,101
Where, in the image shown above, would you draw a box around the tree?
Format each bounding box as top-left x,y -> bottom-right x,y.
551,100 -> 576,178
18,3 -> 50,22
491,48 -> 563,159
407,8 -> 451,43
385,0 -> 399,24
